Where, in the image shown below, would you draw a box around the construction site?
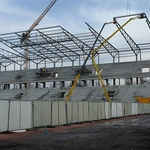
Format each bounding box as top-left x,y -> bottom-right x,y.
0,0 -> 150,149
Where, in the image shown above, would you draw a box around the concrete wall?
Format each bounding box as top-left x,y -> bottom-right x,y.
0,101 -> 9,132
33,101 -> 52,127
8,101 -> 32,131
0,100 -> 150,132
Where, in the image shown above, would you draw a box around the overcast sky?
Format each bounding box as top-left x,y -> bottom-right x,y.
0,0 -> 150,34
0,0 -> 150,65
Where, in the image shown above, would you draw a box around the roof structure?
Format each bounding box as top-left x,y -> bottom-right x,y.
0,13 -> 150,70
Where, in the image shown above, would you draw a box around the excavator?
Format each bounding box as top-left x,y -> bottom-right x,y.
21,0 -> 57,69
65,13 -> 146,102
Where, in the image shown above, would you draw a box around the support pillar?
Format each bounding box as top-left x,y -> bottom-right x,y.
42,82 -> 46,88
83,80 -> 87,86
105,79 -> 109,86
136,77 -> 138,84
92,80 -> 94,86
19,84 -> 22,89
24,83 -> 27,89
72,81 -> 74,86
113,79 -> 116,85
36,82 -> 38,88
53,82 -> 56,88
60,81 -> 65,88
4,84 -> 10,90
130,78 -> 133,85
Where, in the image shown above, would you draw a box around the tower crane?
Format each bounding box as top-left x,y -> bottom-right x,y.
21,0 -> 57,70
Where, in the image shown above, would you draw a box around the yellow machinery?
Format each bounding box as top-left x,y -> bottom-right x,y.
65,14 -> 145,102
91,53 -> 111,102
135,97 -> 150,103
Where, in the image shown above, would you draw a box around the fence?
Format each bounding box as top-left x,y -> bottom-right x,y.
0,100 -> 150,132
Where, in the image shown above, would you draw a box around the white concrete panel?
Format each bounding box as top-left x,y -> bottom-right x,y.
89,102 -> 94,121
9,101 -> 20,131
72,102 -> 79,123
78,102 -> 84,122
97,102 -> 106,120
146,104 -> 149,113
131,103 -> 138,115
148,104 -> 150,113
52,102 -> 59,126
58,102 -> 66,125
20,101 -> 32,130
142,104 -> 146,114
93,102 -> 98,120
116,103 -> 123,117
33,101 -> 52,127
105,102 -> 111,119
97,102 -> 101,120
89,102 -> 98,121
144,104 -> 149,114
145,104 -> 150,113
0,101 -> 9,132
66,102 -> 72,124
121,103 -> 125,117
111,103 -> 117,118
83,102 -> 89,121
143,104 -> 146,114
138,103 -> 142,114
144,104 -> 147,113
141,103 -> 145,114
124,103 -> 131,116
99,102 -> 105,119
147,104 -> 150,113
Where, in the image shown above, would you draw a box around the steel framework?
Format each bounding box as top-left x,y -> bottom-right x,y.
0,13 -> 150,70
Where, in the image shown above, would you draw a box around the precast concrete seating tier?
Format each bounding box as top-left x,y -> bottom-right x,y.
0,60 -> 150,84
0,84 -> 150,102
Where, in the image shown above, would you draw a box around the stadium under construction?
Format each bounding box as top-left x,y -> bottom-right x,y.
0,12 -> 150,103
1,2 -> 150,150
0,7 -> 150,132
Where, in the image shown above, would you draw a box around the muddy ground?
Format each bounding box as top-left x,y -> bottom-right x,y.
0,115 -> 150,150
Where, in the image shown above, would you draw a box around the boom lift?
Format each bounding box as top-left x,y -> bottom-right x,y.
21,0 -> 57,69
113,13 -> 149,61
65,13 -> 145,102
86,22 -> 119,63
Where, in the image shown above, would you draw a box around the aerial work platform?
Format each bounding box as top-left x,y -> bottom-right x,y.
0,13 -> 150,102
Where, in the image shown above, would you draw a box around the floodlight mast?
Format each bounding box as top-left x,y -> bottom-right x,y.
21,0 -> 57,70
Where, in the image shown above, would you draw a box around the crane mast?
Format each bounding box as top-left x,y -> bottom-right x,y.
22,0 -> 57,69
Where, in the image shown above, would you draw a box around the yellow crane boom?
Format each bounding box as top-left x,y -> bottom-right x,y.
65,14 -> 144,102
91,55 -> 111,102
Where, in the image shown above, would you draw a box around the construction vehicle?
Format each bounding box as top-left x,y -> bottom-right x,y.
36,67 -> 54,78
65,13 -> 146,102
135,97 -> 150,103
21,0 -> 57,69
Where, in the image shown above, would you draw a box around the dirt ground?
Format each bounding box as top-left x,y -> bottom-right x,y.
0,115 -> 150,150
